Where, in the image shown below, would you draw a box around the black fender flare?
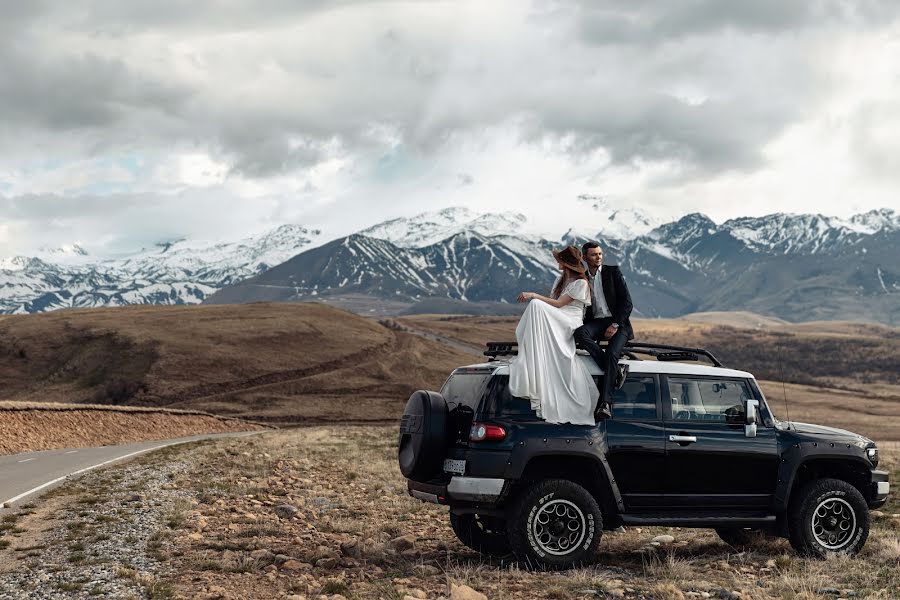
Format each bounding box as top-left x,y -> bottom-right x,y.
503,435 -> 624,516
775,443 -> 873,511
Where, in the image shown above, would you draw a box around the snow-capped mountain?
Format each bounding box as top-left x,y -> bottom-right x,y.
576,195 -> 665,240
0,225 -> 321,314
209,207 -> 900,324
115,224 -> 321,285
3,206 -> 899,324
836,208 -> 900,234
360,207 -> 526,247
36,244 -> 89,261
207,231 -> 560,306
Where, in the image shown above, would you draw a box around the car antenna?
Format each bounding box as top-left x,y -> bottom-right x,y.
779,358 -> 792,430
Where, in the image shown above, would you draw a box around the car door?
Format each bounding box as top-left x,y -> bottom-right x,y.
663,375 -> 779,510
602,373 -> 667,511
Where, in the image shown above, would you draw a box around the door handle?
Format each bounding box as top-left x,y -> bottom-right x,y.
669,435 -> 697,444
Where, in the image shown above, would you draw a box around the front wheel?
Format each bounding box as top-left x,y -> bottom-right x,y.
449,513 -> 510,556
787,478 -> 870,557
507,479 -> 603,570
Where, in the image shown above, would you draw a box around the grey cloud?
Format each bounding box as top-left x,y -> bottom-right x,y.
564,0 -> 900,45
15,1 -> 374,33
218,129 -> 329,178
0,47 -> 187,133
456,173 -> 474,186
850,101 -> 900,183
0,0 -> 897,185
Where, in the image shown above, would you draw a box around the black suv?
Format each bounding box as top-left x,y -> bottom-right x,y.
398,341 -> 890,569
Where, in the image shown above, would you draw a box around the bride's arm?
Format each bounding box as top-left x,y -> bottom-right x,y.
517,291 -> 575,308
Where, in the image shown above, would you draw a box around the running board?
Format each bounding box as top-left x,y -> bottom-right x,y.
621,514 -> 777,528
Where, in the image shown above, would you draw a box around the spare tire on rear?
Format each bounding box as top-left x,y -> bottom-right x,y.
398,390 -> 449,480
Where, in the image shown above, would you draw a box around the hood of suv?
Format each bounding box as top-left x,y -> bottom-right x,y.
780,421 -> 873,445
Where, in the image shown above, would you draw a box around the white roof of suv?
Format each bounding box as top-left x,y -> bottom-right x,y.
465,355 -> 754,380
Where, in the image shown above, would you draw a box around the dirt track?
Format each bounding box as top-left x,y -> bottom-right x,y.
0,407 -> 267,455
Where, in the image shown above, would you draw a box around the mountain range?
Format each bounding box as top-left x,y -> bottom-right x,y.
0,225 -> 320,314
2,207 -> 898,324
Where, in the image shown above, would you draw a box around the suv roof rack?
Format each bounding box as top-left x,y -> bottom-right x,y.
484,340 -> 724,368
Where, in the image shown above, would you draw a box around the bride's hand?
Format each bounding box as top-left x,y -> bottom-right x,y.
517,292 -> 532,303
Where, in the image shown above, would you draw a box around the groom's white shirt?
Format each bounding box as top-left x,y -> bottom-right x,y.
586,266 -> 612,319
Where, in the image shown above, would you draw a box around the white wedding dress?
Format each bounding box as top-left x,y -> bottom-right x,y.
509,278 -> 600,425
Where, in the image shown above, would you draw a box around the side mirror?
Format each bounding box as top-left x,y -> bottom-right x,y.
744,398 -> 759,438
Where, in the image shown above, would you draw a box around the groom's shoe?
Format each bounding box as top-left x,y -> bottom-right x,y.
594,402 -> 612,421
615,364 -> 630,390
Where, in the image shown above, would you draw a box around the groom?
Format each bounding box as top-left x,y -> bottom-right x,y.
574,241 -> 634,420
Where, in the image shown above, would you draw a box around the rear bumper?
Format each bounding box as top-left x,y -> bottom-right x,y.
408,476 -> 506,505
869,469 -> 890,509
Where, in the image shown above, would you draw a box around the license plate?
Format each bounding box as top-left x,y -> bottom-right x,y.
443,458 -> 466,475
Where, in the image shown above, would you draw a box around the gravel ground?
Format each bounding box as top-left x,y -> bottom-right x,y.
1,430 -> 897,599
0,445 -> 196,599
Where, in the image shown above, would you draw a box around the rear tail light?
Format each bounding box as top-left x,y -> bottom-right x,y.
469,422 -> 506,442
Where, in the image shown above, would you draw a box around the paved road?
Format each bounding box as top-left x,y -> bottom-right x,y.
0,431 -> 263,510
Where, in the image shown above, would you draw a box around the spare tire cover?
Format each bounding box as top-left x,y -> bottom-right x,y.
398,390 -> 448,480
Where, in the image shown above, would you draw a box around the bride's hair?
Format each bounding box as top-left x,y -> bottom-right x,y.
550,245 -> 588,299
551,271 -> 587,299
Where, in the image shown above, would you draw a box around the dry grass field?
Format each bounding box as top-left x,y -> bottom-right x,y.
1,427 -> 896,599
0,303 -> 474,425
396,315 -> 900,442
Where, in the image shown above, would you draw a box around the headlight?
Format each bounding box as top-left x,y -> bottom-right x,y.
866,447 -> 879,467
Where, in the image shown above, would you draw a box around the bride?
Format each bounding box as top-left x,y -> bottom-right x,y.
509,245 -> 600,425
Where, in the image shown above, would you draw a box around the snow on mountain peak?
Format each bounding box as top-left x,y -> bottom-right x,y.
837,208 -> 899,234
361,207 -> 525,247
33,244 -> 91,266
0,256 -> 42,272
38,243 -> 88,257
576,195 -> 662,240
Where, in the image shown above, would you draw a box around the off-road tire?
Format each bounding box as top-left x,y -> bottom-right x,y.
715,527 -> 766,550
507,479 -> 603,570
787,478 -> 869,557
449,513 -> 510,556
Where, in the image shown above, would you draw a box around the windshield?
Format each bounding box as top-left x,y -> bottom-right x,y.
748,378 -> 777,426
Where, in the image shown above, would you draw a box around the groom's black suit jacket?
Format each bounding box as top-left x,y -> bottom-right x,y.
584,264 -> 634,340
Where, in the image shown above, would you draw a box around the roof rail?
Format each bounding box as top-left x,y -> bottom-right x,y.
484,340 -> 724,368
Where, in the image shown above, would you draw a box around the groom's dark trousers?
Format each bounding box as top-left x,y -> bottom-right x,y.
573,263 -> 634,411
574,318 -> 629,409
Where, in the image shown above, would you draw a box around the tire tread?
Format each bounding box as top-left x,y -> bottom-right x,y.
787,477 -> 869,558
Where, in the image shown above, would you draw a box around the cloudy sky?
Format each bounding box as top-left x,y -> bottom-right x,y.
1,0 -> 899,256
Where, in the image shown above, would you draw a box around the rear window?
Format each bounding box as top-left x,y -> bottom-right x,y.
480,375 -> 540,419
441,371 -> 492,412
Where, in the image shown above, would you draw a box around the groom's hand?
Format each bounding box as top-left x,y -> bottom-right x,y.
604,324 -> 619,339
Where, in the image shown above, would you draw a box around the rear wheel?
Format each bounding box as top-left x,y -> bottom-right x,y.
449,513 -> 510,556
507,479 -> 603,570
787,478 -> 869,557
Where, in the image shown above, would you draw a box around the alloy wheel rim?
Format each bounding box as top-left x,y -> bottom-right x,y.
811,497 -> 856,550
531,499 -> 587,556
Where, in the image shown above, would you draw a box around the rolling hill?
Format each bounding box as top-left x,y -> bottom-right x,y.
0,303 -> 474,424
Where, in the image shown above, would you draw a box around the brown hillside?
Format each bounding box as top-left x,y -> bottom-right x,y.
0,304 -> 475,424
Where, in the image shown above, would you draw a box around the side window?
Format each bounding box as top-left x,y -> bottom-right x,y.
669,378 -> 751,423
609,375 -> 658,421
